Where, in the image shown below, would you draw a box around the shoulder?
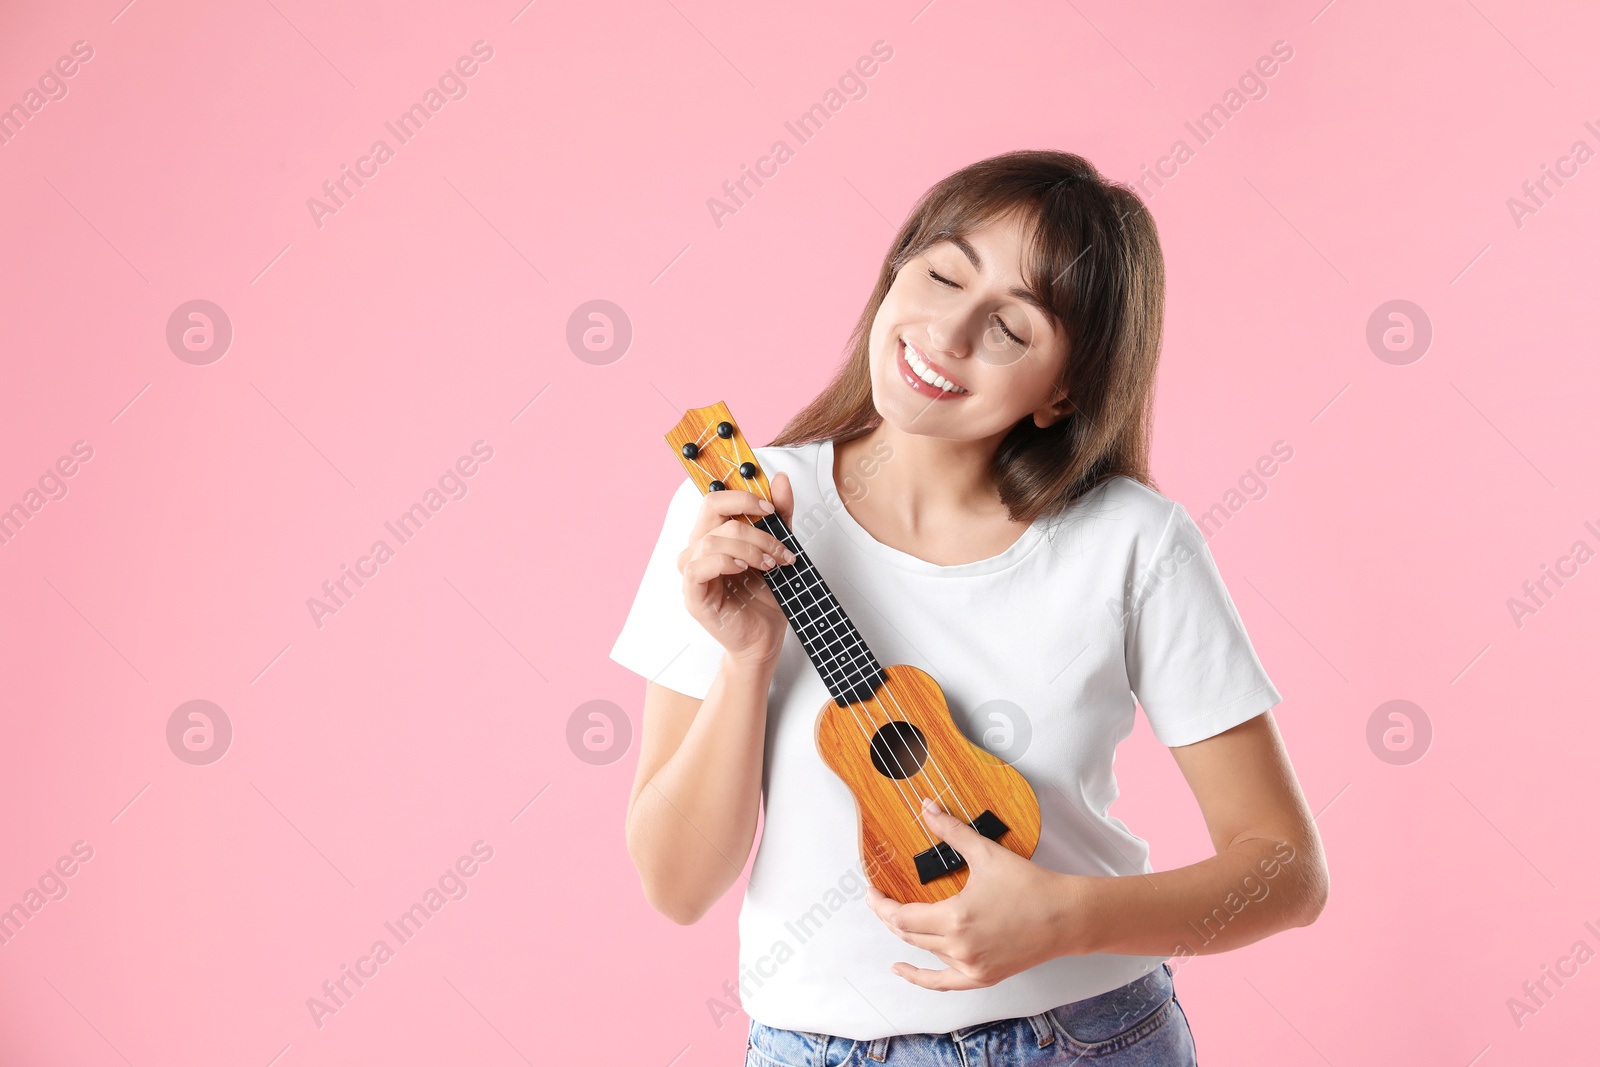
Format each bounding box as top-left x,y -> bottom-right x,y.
751,440 -> 826,504
751,440 -> 825,481
1054,474 -> 1183,547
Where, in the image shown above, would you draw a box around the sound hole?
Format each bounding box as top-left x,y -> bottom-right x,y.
869,721 -> 929,780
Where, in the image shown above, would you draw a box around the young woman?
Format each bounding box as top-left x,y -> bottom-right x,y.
611,150 -> 1329,1065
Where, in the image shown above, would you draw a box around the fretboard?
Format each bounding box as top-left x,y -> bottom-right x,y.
749,513 -> 886,706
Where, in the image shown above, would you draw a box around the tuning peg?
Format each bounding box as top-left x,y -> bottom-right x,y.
717,421 -> 734,438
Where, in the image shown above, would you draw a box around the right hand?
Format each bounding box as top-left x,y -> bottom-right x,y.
677,472 -> 797,667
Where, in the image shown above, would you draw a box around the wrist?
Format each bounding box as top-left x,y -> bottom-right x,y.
721,650 -> 779,684
1047,871 -> 1109,957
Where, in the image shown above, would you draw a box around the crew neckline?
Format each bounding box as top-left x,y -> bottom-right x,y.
814,437 -> 1048,577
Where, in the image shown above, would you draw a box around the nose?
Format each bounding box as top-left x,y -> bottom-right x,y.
924,308 -> 975,362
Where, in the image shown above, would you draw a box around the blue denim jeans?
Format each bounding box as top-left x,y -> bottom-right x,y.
745,963 -> 1195,1065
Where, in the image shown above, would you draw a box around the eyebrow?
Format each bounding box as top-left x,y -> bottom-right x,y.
943,234 -> 1054,320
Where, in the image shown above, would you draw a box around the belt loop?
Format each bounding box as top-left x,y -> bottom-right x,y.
864,1036 -> 891,1061
1026,1011 -> 1055,1048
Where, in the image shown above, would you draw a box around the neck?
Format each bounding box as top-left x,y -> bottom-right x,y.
843,421 -> 1011,528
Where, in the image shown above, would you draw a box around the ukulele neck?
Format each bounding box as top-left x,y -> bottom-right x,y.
751,512 -> 886,706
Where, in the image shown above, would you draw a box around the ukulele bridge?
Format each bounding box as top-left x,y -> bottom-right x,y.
913,809 -> 1010,884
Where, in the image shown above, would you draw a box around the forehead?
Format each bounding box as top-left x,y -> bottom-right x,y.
925,211 -> 1035,275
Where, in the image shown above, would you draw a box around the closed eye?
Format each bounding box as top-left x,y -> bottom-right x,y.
928,268 -> 1025,346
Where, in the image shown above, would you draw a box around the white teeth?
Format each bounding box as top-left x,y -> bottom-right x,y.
902,340 -> 967,394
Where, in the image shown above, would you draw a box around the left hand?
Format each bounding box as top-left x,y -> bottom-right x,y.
864,797 -> 1096,991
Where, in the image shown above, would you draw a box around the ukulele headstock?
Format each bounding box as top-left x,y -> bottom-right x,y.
664,401 -> 774,509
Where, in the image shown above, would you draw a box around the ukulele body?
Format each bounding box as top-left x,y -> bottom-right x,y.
815,663 -> 1042,903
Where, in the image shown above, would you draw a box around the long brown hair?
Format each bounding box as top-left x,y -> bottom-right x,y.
769,149 -> 1166,525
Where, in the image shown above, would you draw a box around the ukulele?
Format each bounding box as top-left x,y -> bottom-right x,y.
666,402 -> 1041,904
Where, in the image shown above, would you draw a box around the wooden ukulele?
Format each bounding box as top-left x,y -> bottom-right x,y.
666,402 -> 1041,904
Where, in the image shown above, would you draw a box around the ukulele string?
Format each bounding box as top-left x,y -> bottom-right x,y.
860,669 -> 981,835
721,432 -> 982,841
756,517 -> 975,847
688,442 -> 882,713
715,435 -> 901,738
714,431 -> 975,851
687,437 -> 941,842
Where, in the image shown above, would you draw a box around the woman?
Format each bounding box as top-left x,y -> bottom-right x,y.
611,150 -> 1329,1065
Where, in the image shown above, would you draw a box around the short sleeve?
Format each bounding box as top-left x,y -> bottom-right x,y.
608,477 -> 727,700
1124,503 -> 1282,747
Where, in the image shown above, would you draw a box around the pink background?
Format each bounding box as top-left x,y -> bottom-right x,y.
2,0 -> 1596,1063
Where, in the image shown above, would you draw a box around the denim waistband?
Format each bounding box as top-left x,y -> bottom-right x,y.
850,962 -> 1174,1062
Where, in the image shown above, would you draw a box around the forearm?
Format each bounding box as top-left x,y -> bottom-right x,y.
626,654 -> 774,922
1064,833 -> 1327,960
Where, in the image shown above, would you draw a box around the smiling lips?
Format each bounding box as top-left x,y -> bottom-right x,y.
897,338 -> 970,399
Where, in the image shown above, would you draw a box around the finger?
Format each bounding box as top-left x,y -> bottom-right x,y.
873,897 -> 952,937
876,914 -> 948,953
864,885 -> 933,936
920,799 -> 998,867
683,490 -> 774,555
697,487 -> 775,527
711,520 -> 795,564
694,534 -> 782,572
682,553 -> 751,588
890,962 -> 987,991
714,555 -> 783,608
865,884 -> 952,937
721,565 -> 772,601
769,471 -> 795,527
863,885 -> 901,924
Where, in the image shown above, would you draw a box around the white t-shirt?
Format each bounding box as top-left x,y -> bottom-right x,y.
609,437 -> 1281,1041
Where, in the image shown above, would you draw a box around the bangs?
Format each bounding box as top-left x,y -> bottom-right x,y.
897,190 -> 1082,336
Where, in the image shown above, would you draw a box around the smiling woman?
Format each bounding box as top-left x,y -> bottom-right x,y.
613,150 -> 1328,1065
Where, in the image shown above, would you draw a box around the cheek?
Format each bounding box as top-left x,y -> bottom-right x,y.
869,298 -> 900,349
1004,361 -> 1062,410
878,277 -> 943,325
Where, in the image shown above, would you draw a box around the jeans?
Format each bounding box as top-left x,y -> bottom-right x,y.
744,963 -> 1196,1065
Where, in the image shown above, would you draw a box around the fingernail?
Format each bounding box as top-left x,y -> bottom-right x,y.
736,560 -> 748,569
761,555 -> 775,569
922,798 -> 938,812
781,549 -> 797,564
760,500 -> 775,513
